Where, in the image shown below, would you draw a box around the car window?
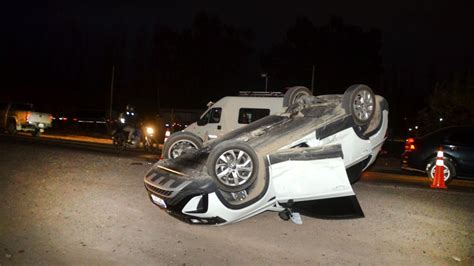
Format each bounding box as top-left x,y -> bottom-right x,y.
447,128 -> 474,146
209,108 -> 222,123
197,107 -> 221,125
197,110 -> 211,126
238,108 -> 270,124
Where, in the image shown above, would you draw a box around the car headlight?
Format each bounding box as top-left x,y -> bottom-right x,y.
120,118 -> 125,124
146,127 -> 154,135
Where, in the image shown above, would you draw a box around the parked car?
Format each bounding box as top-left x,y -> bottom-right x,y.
0,101 -> 52,136
402,126 -> 474,183
162,87 -> 312,159
144,84 -> 388,225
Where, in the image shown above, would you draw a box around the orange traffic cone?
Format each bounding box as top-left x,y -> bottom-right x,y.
431,147 -> 447,189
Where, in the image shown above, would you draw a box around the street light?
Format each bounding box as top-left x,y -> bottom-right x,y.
261,73 -> 268,92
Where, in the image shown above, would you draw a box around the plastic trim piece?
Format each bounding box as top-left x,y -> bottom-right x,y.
281,195 -> 364,219
268,144 -> 343,165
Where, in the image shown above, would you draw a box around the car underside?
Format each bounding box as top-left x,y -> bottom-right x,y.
144,85 -> 389,225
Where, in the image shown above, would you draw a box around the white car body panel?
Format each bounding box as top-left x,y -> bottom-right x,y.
270,157 -> 354,202
144,87 -> 389,225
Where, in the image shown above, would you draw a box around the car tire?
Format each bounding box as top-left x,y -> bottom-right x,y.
207,141 -> 259,192
426,158 -> 456,184
31,129 -> 41,137
144,138 -> 156,153
342,84 -> 376,126
163,132 -> 203,159
7,121 -> 17,135
112,132 -> 127,151
283,86 -> 312,107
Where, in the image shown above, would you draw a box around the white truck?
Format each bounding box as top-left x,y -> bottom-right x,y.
0,102 -> 52,136
162,87 -> 312,159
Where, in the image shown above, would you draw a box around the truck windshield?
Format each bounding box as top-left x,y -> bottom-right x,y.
198,107 -> 222,125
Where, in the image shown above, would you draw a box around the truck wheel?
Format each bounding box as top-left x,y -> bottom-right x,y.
207,141 -> 258,192
342,84 -> 375,126
31,129 -> 41,137
7,121 -> 17,135
283,86 -> 312,107
163,132 -> 203,159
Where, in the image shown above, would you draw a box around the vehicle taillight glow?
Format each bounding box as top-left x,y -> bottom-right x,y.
404,138 -> 416,151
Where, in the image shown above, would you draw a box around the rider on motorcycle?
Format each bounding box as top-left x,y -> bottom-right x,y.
118,104 -> 139,143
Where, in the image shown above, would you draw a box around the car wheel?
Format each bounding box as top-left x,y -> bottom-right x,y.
144,138 -> 156,153
7,121 -> 17,135
426,158 -> 455,184
283,86 -> 312,107
31,129 -> 41,137
113,132 -> 127,150
342,84 -> 376,126
207,141 -> 259,192
163,132 -> 203,159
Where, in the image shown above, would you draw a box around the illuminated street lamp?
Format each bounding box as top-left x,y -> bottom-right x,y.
261,73 -> 268,92
439,117 -> 443,122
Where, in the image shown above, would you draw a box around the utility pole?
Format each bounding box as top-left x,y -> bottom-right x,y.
156,85 -> 160,113
261,73 -> 268,92
109,65 -> 115,118
311,65 -> 315,94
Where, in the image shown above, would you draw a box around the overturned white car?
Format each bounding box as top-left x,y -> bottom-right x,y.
144,85 -> 388,225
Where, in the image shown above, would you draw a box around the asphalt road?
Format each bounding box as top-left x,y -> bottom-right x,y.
4,132 -> 474,192
0,137 -> 473,265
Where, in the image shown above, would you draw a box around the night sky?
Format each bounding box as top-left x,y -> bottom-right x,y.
1,0 -> 473,116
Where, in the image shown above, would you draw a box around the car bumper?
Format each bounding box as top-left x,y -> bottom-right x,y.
144,163 -> 227,225
20,122 -> 51,130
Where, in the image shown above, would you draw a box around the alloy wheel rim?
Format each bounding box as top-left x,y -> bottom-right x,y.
215,149 -> 253,187
169,140 -> 198,158
430,165 -> 450,181
353,89 -> 374,121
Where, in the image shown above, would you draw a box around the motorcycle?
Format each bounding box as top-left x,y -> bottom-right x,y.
112,120 -> 157,152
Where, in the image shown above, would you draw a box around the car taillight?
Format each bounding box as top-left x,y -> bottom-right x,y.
404,138 -> 416,152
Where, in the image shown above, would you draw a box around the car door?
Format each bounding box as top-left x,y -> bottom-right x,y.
445,128 -> 474,177
268,144 -> 364,218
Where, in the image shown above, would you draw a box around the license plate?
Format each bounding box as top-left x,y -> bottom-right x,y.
151,194 -> 167,209
38,123 -> 44,128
